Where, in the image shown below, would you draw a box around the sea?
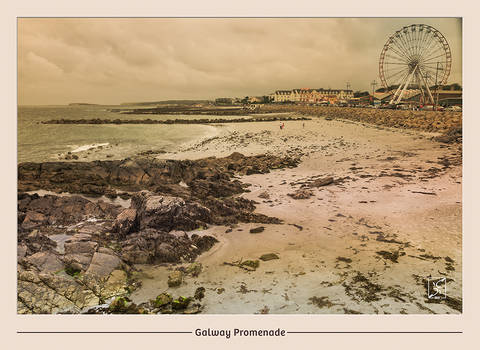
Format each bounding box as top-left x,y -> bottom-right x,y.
18,105 -> 229,163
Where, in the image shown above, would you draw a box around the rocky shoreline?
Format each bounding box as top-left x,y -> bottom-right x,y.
41,115 -> 310,125
259,105 -> 462,133
17,153 -> 298,314
18,108 -> 462,314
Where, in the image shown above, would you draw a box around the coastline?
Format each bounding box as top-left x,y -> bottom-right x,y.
17,110 -> 462,314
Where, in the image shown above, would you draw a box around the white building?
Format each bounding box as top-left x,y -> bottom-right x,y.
273,88 -> 353,103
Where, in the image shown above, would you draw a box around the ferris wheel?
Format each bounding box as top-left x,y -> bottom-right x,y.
378,24 -> 452,105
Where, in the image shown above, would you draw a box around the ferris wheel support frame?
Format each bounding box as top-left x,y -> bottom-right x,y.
391,65 -> 418,104
419,70 -> 435,105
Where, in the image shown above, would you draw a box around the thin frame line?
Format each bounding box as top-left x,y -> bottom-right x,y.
18,331 -> 192,334
287,331 -> 463,334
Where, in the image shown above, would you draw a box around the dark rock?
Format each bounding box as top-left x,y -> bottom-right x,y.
132,193 -> 212,232
18,153 -> 299,198
172,296 -> 191,310
194,287 -> 206,300
258,191 -> 270,199
259,253 -> 279,261
191,234 -> 218,252
241,260 -> 260,269
112,208 -> 138,236
287,189 -> 314,199
185,262 -> 202,277
18,193 -> 121,228
312,177 -> 334,187
250,226 -> 265,234
168,271 -> 183,287
152,293 -> 173,308
336,256 -> 352,263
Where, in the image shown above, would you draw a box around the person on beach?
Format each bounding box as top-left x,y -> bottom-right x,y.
282,122 -> 285,129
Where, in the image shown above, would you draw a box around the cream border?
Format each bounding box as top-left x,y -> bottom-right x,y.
3,1 -> 479,349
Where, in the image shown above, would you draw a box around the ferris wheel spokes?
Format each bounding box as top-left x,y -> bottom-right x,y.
379,24 -> 451,105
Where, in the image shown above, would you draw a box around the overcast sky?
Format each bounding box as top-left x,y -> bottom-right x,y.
18,18 -> 462,105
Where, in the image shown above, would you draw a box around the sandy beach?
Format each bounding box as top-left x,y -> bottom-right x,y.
17,109 -> 462,314
127,116 -> 462,314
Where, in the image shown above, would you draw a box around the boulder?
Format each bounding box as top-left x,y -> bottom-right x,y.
86,252 -> 122,277
112,208 -> 138,236
132,193 -> 212,232
120,229 -> 218,264
168,270 -> 183,287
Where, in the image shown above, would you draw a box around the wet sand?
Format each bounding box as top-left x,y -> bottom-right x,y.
130,117 -> 462,314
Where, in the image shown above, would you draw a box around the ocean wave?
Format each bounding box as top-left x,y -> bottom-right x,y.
71,142 -> 109,153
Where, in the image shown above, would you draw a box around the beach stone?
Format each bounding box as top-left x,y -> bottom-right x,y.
258,191 -> 270,199
168,270 -> 183,287
250,226 -> 265,234
288,189 -> 314,199
186,262 -> 203,277
153,293 -> 173,308
194,287 -> 206,301
172,296 -> 191,310
259,253 -> 280,261
241,260 -> 260,269
312,177 -> 334,187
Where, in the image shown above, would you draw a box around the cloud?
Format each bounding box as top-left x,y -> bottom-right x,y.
18,18 -> 462,105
